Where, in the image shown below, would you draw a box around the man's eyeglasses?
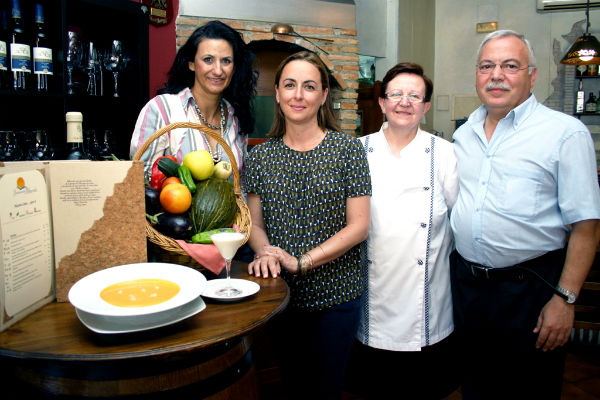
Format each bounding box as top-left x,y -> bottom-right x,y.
476,62 -> 533,74
384,92 -> 425,104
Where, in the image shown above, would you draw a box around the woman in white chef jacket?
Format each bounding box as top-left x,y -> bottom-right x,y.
349,62 -> 460,399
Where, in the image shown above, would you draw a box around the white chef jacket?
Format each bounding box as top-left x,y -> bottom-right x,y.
356,125 -> 458,351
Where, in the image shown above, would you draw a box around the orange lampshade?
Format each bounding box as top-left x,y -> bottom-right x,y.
560,33 -> 600,65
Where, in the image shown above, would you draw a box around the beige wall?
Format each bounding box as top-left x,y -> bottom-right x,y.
397,0 -> 436,133
433,0 -> 600,141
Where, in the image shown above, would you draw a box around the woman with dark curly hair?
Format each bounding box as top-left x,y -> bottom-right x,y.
130,20 -> 258,184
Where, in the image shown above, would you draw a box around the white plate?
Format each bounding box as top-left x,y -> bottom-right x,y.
201,279 -> 260,301
68,262 -> 207,317
76,296 -> 206,334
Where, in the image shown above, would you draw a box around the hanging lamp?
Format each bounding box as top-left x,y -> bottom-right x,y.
561,0 -> 600,65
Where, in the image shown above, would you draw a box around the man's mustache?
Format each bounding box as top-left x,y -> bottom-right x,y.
485,82 -> 511,91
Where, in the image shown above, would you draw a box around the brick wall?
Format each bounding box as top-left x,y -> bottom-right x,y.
176,16 -> 360,136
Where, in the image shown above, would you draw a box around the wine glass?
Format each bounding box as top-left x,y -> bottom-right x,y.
66,31 -> 83,95
210,232 -> 246,297
29,130 -> 54,160
98,51 -> 104,96
86,42 -> 100,96
83,129 -> 99,160
0,131 -> 9,161
103,40 -> 128,98
2,131 -> 23,161
97,129 -> 115,159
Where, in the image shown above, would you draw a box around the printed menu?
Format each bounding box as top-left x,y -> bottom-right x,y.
0,161 -> 147,331
0,166 -> 54,331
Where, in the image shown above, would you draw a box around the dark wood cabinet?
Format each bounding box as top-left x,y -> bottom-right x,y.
1,0 -> 149,159
357,81 -> 382,137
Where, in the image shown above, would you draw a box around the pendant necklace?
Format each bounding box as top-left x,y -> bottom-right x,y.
193,101 -> 226,161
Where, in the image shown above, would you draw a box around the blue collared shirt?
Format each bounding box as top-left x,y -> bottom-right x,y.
451,95 -> 600,267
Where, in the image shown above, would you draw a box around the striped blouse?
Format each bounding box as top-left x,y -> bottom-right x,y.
129,87 -> 247,188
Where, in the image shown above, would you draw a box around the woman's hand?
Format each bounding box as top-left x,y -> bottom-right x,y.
263,245 -> 298,274
248,252 -> 282,278
247,193 -> 282,278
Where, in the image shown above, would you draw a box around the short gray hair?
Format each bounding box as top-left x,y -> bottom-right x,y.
477,29 -> 537,73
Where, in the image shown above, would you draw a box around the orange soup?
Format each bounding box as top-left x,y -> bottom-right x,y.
100,279 -> 180,308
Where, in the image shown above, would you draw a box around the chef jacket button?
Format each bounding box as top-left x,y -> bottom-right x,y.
423,187 -> 430,191
417,259 -> 424,265
421,223 -> 427,228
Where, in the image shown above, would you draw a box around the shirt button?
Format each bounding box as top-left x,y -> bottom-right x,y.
423,187 -> 430,191
421,223 -> 427,228
417,259 -> 424,265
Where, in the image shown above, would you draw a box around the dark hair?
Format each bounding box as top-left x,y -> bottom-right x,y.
268,51 -> 340,138
380,62 -> 433,102
158,20 -> 258,135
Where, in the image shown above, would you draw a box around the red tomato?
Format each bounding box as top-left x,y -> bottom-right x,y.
150,155 -> 178,190
159,183 -> 192,214
161,176 -> 181,190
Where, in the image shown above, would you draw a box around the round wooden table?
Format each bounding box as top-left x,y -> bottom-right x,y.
0,261 -> 289,399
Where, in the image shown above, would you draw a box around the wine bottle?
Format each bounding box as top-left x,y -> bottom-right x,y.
9,0 -> 30,91
65,112 -> 89,160
0,9 -> 9,89
585,91 -> 597,113
32,3 -> 52,92
575,80 -> 585,114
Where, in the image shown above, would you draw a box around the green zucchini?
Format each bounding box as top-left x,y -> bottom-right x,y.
177,165 -> 197,194
157,157 -> 180,177
190,228 -> 236,244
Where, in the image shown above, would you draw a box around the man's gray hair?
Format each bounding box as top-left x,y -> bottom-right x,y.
477,29 -> 537,73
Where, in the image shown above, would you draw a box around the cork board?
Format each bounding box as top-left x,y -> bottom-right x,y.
52,161 -> 147,302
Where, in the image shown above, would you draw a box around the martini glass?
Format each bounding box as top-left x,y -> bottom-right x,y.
210,232 -> 246,297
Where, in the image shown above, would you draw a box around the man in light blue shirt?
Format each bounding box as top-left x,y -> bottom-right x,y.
450,29 -> 600,400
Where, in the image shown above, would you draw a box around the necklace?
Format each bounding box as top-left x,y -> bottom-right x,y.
194,102 -> 225,130
193,101 -> 226,161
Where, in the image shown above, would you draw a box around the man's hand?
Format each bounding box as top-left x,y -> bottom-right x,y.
533,294 -> 574,351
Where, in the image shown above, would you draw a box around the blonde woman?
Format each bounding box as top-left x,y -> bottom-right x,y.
245,51 -> 371,399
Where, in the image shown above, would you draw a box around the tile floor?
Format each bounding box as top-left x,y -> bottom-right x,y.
260,344 -> 600,399
343,344 -> 600,400
560,345 -> 600,400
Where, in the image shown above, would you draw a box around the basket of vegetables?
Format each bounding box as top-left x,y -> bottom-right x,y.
133,122 -> 251,270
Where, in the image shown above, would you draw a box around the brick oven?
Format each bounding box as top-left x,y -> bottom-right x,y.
175,15 -> 361,138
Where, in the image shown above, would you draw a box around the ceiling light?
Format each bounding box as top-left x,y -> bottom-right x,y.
561,0 -> 600,65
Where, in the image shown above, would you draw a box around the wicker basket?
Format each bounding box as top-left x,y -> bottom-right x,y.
133,122 -> 251,270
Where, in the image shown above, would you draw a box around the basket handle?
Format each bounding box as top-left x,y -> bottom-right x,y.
132,122 -> 242,196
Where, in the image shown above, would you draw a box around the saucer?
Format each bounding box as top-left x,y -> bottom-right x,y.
201,279 -> 260,301
75,296 -> 206,334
